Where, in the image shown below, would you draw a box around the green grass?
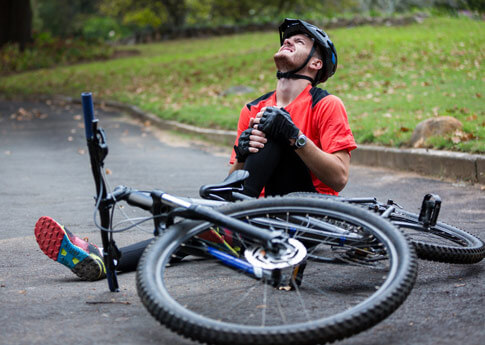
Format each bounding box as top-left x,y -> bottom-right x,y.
1,17 -> 484,152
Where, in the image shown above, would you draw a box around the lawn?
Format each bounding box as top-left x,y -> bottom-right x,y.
1,16 -> 484,152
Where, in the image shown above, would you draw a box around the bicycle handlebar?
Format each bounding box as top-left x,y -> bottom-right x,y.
81,92 -> 95,140
125,191 -> 153,211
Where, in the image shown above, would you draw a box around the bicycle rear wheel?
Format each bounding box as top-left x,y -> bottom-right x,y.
137,197 -> 417,345
390,210 -> 485,264
286,192 -> 485,264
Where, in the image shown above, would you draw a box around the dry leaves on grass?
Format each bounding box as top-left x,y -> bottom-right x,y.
451,130 -> 476,144
373,128 -> 387,137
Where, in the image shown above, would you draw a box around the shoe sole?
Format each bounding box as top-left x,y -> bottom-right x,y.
34,216 -> 105,281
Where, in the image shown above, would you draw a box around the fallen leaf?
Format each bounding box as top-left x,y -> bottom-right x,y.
115,317 -> 130,322
105,168 -> 112,175
451,136 -> 461,144
77,149 -> 86,155
373,128 -> 386,137
451,129 -> 476,143
73,115 -> 82,121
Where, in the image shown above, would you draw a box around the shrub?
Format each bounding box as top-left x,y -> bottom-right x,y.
0,35 -> 113,74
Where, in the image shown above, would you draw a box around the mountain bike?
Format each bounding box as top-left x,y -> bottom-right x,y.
80,92 -> 417,345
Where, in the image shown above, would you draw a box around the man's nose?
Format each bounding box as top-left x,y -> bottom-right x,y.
282,38 -> 293,46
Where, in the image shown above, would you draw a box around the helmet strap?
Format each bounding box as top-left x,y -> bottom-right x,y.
276,45 -> 316,85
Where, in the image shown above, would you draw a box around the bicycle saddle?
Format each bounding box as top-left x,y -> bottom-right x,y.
199,170 -> 250,201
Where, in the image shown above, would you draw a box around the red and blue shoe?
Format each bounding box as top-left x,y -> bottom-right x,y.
35,216 -> 106,281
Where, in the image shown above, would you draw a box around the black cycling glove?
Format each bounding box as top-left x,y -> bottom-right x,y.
233,128 -> 252,162
257,107 -> 299,142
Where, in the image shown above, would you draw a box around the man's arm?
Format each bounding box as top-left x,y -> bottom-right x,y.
228,161 -> 244,175
293,134 -> 350,192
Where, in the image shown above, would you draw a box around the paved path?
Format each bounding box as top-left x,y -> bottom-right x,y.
0,99 -> 484,345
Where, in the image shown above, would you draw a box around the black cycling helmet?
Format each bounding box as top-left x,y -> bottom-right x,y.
277,18 -> 338,85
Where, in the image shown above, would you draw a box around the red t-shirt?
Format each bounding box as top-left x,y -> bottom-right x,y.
230,84 -> 357,195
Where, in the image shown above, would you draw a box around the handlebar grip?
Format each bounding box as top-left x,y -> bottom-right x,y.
81,92 -> 95,140
126,192 -> 153,211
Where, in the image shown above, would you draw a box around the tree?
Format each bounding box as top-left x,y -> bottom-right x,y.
34,0 -> 101,38
0,0 -> 33,50
100,0 -> 187,28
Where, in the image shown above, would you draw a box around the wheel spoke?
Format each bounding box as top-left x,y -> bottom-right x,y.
137,197 -> 416,345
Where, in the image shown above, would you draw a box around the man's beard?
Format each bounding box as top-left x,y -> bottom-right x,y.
273,50 -> 306,72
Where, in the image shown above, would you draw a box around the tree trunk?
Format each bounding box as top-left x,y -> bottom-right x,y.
0,0 -> 33,51
161,0 -> 186,27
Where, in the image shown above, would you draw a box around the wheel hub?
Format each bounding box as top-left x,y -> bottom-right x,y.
244,238 -> 307,270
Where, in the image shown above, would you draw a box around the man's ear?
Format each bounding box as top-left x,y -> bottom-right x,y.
310,57 -> 323,72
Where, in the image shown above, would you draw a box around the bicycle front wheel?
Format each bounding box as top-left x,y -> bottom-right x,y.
137,197 -> 417,345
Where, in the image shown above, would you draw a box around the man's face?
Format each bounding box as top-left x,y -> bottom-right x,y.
274,33 -> 314,72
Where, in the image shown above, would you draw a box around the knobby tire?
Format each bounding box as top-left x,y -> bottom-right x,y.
136,197 -> 417,345
287,192 -> 485,264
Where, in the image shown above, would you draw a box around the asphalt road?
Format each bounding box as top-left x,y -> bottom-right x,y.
1,99 -> 484,345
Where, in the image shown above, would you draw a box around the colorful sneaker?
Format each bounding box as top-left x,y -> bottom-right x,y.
35,216 -> 106,281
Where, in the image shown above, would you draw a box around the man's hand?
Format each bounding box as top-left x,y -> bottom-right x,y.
233,128 -> 252,162
256,107 -> 299,142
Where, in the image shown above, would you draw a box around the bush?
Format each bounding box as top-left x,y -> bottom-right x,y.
82,16 -> 132,42
0,34 -> 113,74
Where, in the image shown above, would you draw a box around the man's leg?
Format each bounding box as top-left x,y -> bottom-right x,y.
241,138 -> 316,197
240,139 -> 283,197
265,144 -> 316,196
115,239 -> 153,272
